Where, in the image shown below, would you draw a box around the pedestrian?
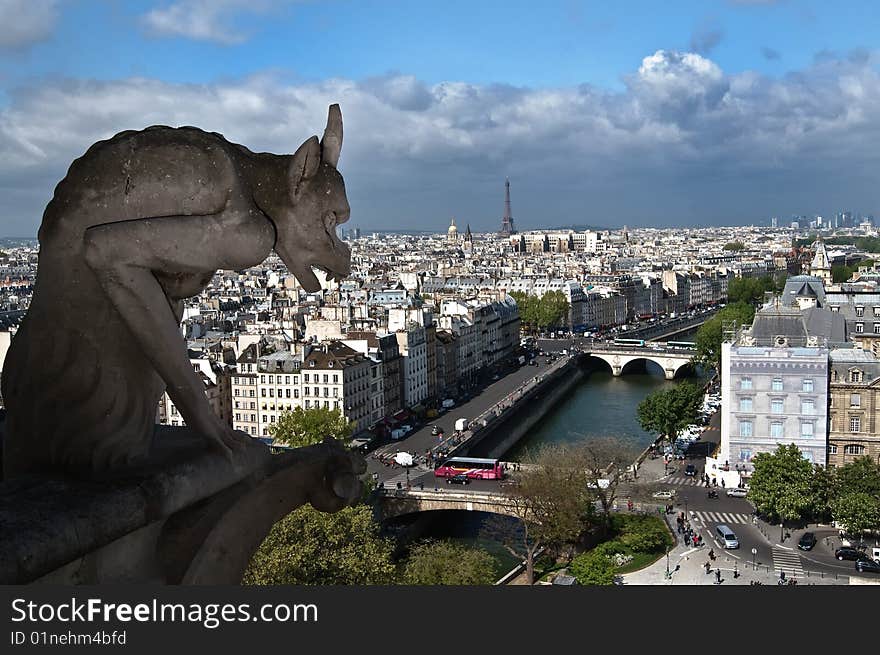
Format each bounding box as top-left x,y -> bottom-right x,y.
715,568 -> 721,584
721,478 -> 726,488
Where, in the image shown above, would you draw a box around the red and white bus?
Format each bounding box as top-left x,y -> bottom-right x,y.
433,457 -> 505,480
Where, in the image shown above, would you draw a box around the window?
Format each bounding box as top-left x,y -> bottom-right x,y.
875,323 -> 880,335
856,306 -> 864,317
293,376 -> 299,384
738,449 -> 752,462
772,378 -> 783,391
333,374 -> 339,383
856,323 -> 864,333
800,422 -> 813,438
277,388 -> 282,398
249,389 -> 255,397
802,379 -> 813,392
770,422 -> 783,439
851,393 -> 861,408
801,399 -> 815,415
293,389 -> 299,398
323,374 -> 329,384
850,369 -> 863,383
262,415 -> 267,423
304,387 -> 310,396
739,421 -> 753,437
850,416 -> 861,433
270,415 -> 275,423
740,377 -> 753,390
250,414 -> 256,422
235,413 -> 241,421
261,389 -> 266,397
305,400 -> 311,409
286,389 -> 291,398
828,444 -> 838,454
249,402 -> 255,410
250,427 -> 256,435
844,444 -> 865,455
304,374 -> 310,383
739,397 -> 753,412
268,375 -> 274,384
771,399 -> 784,414
260,375 -> 265,383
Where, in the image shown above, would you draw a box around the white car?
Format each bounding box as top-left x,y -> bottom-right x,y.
726,488 -> 748,498
652,490 -> 676,499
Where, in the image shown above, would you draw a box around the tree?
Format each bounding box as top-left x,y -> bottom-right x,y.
693,301 -> 756,372
569,551 -> 616,585
537,290 -> 570,330
830,493 -> 880,543
243,504 -> 395,585
833,456 -> 880,499
401,540 -> 496,585
723,241 -> 745,251
748,444 -> 815,525
490,445 -> 595,584
569,437 -> 638,535
510,291 -> 539,333
269,406 -> 353,448
637,382 -> 704,444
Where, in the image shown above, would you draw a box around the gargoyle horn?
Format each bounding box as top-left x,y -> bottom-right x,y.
321,104 -> 343,168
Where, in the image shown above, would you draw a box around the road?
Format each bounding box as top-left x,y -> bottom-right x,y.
367,353 -> 560,490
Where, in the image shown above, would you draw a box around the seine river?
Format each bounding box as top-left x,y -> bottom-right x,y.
506,364 -> 709,459
398,333 -> 710,575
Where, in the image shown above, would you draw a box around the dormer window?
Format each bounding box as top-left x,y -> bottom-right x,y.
849,368 -> 863,383
309,360 -> 315,367
856,307 -> 864,317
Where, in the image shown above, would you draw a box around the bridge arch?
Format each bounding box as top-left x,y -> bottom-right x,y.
586,352 -> 693,380
377,490 -> 522,522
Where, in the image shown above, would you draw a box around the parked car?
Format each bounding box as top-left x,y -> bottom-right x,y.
835,547 -> 870,562
726,488 -> 748,498
446,473 -> 470,485
855,559 -> 880,574
797,532 -> 817,551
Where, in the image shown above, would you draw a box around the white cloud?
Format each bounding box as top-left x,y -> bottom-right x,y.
141,0 -> 282,45
3,49 -> 880,234
0,0 -> 58,50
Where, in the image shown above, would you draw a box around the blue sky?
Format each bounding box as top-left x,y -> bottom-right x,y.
2,0 -> 880,235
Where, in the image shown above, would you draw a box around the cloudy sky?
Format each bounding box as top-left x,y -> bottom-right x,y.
2,0 -> 880,236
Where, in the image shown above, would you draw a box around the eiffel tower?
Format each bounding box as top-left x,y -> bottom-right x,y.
500,177 -> 516,236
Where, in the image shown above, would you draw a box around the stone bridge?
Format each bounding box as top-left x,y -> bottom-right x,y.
582,343 -> 695,380
377,488 -> 520,522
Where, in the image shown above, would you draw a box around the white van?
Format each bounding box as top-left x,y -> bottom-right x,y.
715,524 -> 739,549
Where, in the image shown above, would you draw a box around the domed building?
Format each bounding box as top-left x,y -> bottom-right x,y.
447,217 -> 459,244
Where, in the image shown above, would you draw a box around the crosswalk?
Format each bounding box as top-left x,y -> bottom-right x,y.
690,511 -> 753,525
664,475 -> 705,486
771,546 -> 804,576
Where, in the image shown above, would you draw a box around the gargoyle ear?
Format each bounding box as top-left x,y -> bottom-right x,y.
321,104 -> 343,168
290,136 -> 321,188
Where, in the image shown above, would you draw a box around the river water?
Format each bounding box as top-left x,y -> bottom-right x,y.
507,363 -> 709,460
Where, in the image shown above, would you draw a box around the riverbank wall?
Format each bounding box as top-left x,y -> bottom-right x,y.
460,355 -> 600,460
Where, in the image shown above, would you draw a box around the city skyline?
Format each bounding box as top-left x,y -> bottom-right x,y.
3,1 -> 880,236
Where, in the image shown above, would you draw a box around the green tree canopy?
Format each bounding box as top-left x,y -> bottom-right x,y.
748,444 -> 815,524
833,456 -> 880,499
269,406 -> 353,448
569,551 -> 616,585
727,276 -> 782,305
243,504 -> 395,585
723,241 -> 745,251
401,540 -> 497,585
509,290 -> 570,332
637,381 -> 704,442
830,492 -> 880,539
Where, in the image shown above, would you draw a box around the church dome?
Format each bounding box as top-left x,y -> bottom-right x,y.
447,217 -> 458,236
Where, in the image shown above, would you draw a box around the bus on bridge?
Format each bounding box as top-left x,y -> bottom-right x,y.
613,338 -> 646,347
434,457 -> 505,480
666,341 -> 696,349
